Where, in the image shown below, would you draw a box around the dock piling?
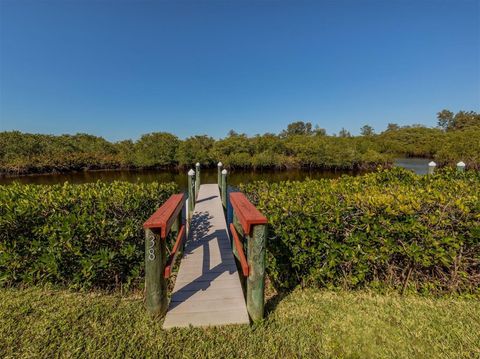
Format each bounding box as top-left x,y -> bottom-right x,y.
247,223 -> 267,321
188,169 -> 195,220
221,169 -> 227,209
195,162 -> 201,196
217,162 -> 223,189
145,228 -> 168,317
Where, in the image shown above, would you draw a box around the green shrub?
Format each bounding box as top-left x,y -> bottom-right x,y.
0,181 -> 178,290
241,168 -> 480,295
434,126 -> 480,169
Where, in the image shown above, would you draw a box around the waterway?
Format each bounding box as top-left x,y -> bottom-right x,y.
0,157 -> 431,186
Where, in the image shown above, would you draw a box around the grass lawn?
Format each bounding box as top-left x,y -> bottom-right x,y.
1,287 -> 479,358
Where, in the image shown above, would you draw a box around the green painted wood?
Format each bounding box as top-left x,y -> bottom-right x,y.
232,213 -> 241,260
231,215 -> 248,291
176,209 -> 184,257
171,209 -> 180,232
221,169 -> 227,209
217,162 -> 223,189
145,228 -> 168,317
164,208 -> 185,279
188,169 -> 195,220
246,224 -> 267,321
195,163 -> 201,196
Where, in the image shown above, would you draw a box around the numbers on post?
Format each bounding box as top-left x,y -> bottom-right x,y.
148,236 -> 155,261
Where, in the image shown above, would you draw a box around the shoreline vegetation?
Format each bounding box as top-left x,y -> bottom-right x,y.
1,109 -> 479,176
241,168 -> 480,296
2,169 -> 478,296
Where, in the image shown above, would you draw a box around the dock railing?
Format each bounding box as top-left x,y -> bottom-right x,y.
229,192 -> 268,321
143,193 -> 186,317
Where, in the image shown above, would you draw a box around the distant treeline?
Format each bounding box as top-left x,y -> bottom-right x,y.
1,109 -> 479,175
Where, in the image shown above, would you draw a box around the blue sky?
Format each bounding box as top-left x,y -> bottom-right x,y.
0,0 -> 478,141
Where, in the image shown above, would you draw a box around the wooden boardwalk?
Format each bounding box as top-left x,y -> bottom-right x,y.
162,184 -> 250,329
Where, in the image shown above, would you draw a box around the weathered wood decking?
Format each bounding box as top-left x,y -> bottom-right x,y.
162,184 -> 249,329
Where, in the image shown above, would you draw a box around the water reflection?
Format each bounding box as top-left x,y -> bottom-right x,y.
393,157 -> 431,175
0,168 -> 359,188
0,157 -> 430,187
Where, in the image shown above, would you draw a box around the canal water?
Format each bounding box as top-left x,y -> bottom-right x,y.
0,158 -> 430,187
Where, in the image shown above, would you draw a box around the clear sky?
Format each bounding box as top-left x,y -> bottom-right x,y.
0,0 -> 479,141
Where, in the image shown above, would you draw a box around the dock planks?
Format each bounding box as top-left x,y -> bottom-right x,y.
162,184 -> 249,329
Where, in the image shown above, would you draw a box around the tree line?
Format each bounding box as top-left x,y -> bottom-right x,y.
0,109 -> 478,175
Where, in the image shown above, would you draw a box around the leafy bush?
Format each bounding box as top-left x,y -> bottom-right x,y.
241,168 -> 480,295
434,126 -> 480,169
0,181 -> 178,290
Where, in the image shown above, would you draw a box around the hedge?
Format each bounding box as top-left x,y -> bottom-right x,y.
0,181 -> 178,290
241,168 -> 480,295
2,170 -> 479,296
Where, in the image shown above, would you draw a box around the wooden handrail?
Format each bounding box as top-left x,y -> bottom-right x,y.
144,193 -> 185,317
164,224 -> 186,278
229,192 -> 267,236
229,223 -> 249,277
229,194 -> 268,320
143,193 -> 185,239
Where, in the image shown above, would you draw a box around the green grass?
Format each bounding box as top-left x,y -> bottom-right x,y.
1,288 -> 479,358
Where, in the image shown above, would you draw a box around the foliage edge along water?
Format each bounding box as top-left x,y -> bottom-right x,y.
1,168 -> 478,296
0,109 -> 479,185
1,109 -> 478,295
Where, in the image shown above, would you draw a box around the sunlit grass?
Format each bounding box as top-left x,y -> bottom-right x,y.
1,287 -> 479,358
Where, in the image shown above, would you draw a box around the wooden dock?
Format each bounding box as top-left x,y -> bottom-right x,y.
162,184 -> 250,329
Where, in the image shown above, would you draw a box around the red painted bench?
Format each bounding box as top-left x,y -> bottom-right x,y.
229,192 -> 267,236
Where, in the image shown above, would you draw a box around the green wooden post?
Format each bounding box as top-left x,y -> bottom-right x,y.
145,228 -> 168,317
428,161 -> 436,175
195,162 -> 201,197
171,203 -> 182,232
232,213 -> 247,290
246,224 -> 267,321
457,161 -> 466,172
232,213 -> 241,259
171,204 -> 184,257
188,169 -> 195,220
217,162 -> 223,189
221,169 -> 227,209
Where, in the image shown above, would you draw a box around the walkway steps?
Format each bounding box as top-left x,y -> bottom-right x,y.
162,184 -> 250,329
